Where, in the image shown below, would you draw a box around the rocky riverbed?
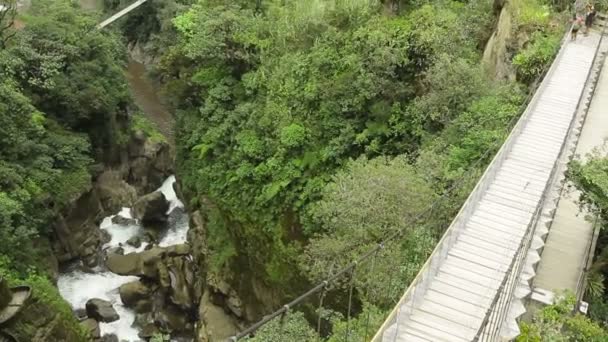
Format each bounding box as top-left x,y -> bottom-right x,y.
58,176 -> 194,341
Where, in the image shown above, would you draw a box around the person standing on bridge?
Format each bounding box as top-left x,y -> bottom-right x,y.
571,14 -> 583,40
584,4 -> 597,36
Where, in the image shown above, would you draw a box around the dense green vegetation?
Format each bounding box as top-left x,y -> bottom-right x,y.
0,0 -> 130,338
0,0 -> 573,339
517,293 -> 608,341
150,0 -> 565,336
0,0 -> 128,275
568,152 -> 608,330
517,148 -> 608,338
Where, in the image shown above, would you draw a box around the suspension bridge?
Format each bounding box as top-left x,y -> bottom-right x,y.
226,20 -> 608,342
97,0 -> 148,29
374,28 -> 608,342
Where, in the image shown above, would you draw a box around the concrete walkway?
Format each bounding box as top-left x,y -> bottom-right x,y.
532,46 -> 608,302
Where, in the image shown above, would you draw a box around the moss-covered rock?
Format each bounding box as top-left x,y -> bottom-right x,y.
0,275 -> 88,342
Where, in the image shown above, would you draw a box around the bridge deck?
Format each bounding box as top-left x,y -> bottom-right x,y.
97,0 -> 147,29
380,33 -> 602,342
533,50 -> 608,300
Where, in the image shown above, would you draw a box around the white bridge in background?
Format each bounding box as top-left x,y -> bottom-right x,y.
97,0 -> 148,29
374,26 -> 608,342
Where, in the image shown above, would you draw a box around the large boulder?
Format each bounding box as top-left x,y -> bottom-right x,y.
86,298 -> 119,323
106,245 -> 190,278
100,334 -> 119,342
119,280 -> 154,308
95,171 -> 138,214
127,236 -> 142,248
133,191 -> 169,225
80,318 -> 101,339
111,215 -> 137,226
106,252 -> 141,276
127,130 -> 173,194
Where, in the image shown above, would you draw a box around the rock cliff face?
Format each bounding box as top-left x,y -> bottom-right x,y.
1,292 -> 85,342
176,186 -> 243,341
107,244 -> 198,337
49,128 -> 173,270
482,0 -> 516,81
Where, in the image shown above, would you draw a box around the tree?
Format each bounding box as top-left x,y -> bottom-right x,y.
0,0 -> 17,49
517,293 -> 608,341
300,156 -> 437,306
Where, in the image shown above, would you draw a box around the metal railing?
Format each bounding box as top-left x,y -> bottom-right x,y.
473,24 -> 607,341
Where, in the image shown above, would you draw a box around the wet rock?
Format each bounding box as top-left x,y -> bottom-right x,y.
155,304 -> 189,332
86,298 -> 119,323
74,308 -> 88,320
137,324 -> 160,340
133,191 -> 169,225
80,318 -> 100,339
96,171 -> 138,214
144,243 -> 154,251
107,246 -> 124,256
166,243 -> 190,256
119,280 -> 153,308
51,189 -> 105,265
138,323 -> 160,339
111,215 -> 137,226
106,246 -> 167,278
134,299 -> 153,313
100,229 -> 112,244
106,252 -> 140,276
226,295 -> 243,318
127,236 -> 142,248
166,257 -> 195,309
100,334 -> 119,342
134,312 -> 154,328
127,131 -> 173,193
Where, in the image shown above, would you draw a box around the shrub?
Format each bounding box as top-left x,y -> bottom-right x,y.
513,31 -> 561,84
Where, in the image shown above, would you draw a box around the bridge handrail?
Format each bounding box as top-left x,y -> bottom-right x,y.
372,22 -> 579,341
473,24 -> 607,340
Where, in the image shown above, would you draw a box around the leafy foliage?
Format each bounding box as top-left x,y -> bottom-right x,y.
246,311 -> 319,342
1,0 -> 130,152
513,31 -> 561,84
569,152 -> 608,328
150,0 -> 562,337
517,293 -> 608,341
0,0 -> 131,338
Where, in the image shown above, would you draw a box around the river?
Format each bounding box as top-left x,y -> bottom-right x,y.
58,176 -> 189,340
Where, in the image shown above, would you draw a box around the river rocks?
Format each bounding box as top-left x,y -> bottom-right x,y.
119,280 -> 154,308
209,277 -> 244,319
100,334 -> 119,342
133,191 -> 169,225
85,298 -> 119,323
0,289 -> 85,342
80,318 -> 100,339
106,252 -> 141,276
139,323 -> 160,339
95,170 -> 138,214
107,246 -> 124,256
111,215 -> 137,226
127,236 -> 142,248
106,245 -> 190,279
100,229 -> 112,244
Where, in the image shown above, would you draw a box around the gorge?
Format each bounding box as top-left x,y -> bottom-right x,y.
3,0 -> 608,341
